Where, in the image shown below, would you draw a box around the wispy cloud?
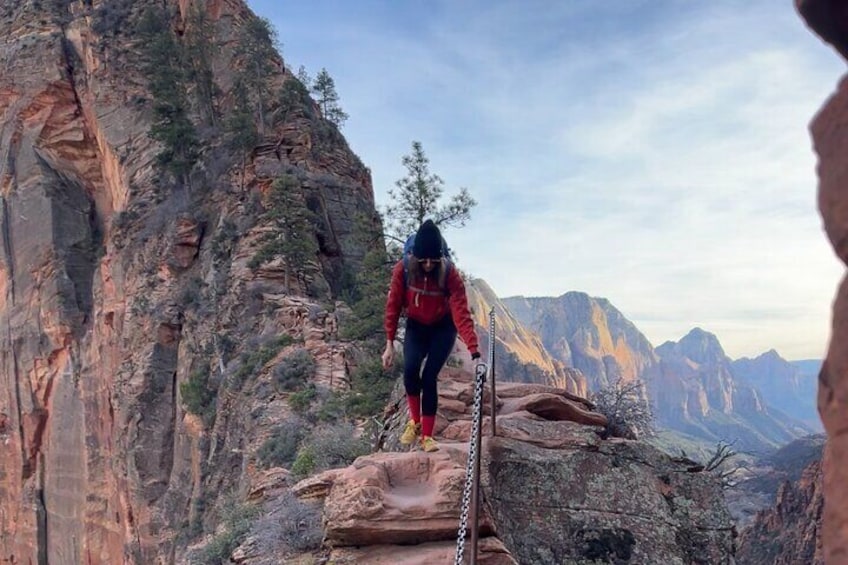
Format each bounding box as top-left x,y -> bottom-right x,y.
250,0 -> 845,359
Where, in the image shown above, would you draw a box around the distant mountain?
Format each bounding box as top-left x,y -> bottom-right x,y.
656,328 -> 735,415
654,329 -> 812,452
464,280 -> 587,396
743,434 -> 826,496
502,292 -> 659,390
733,351 -> 821,430
791,359 -> 822,379
502,294 -> 815,453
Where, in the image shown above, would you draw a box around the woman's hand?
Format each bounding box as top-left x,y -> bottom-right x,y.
381,340 -> 395,370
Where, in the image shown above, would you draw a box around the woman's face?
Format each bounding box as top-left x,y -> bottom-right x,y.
419,258 -> 440,273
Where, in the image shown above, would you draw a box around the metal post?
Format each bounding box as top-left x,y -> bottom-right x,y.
488,307 -> 496,437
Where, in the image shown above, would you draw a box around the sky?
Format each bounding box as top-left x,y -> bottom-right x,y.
247,0 -> 846,361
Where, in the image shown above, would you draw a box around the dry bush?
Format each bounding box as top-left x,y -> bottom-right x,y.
591,378 -> 655,440
249,490 -> 323,561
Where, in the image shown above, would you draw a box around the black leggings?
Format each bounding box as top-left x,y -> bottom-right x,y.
403,316 -> 457,416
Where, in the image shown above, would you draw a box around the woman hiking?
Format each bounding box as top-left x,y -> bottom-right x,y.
382,219 -> 481,452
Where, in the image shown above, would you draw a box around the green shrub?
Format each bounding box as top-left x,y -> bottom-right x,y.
92,0 -> 134,36
112,208 -> 140,232
274,348 -> 315,391
290,423 -> 369,480
290,446 -> 317,480
194,500 -> 259,564
316,391 -> 346,423
257,419 -> 305,469
179,277 -> 204,308
180,365 -> 217,425
210,219 -> 239,261
344,357 -> 397,419
288,385 -> 317,414
229,334 -> 293,389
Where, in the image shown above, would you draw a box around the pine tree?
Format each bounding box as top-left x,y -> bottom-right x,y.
340,212 -> 392,343
296,65 -> 311,87
138,6 -> 199,189
342,247 -> 390,342
249,176 -> 319,292
311,68 -> 348,128
277,78 -> 309,126
226,79 -> 259,190
233,16 -> 279,133
383,141 -> 476,242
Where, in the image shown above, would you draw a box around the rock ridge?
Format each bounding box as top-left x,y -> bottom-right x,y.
257,366 -> 736,565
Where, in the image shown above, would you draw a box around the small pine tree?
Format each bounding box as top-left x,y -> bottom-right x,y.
383,141 -> 476,242
311,68 -> 348,128
226,78 -> 259,190
276,78 -> 310,126
138,6 -> 199,188
296,65 -> 311,87
249,175 -> 319,292
233,16 -> 279,133
341,244 -> 391,343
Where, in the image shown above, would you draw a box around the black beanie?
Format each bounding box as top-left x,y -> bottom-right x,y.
413,220 -> 442,259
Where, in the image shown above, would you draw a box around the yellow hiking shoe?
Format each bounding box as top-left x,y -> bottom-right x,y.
400,420 -> 421,445
421,436 -> 439,452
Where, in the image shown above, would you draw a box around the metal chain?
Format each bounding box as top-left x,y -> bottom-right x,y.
454,308 -> 496,564
454,361 -> 486,565
489,308 -> 496,369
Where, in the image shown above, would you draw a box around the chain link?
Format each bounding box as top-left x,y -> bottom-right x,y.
454,361 -> 486,565
454,308 -> 496,565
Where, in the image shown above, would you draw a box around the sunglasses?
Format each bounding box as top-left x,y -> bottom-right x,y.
417,258 -> 442,264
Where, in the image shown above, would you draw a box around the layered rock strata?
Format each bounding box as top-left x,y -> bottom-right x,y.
0,1 -> 376,562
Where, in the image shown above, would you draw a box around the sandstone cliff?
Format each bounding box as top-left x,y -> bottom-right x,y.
504,292 -> 659,390
736,457 -> 823,564
0,1 -> 377,563
466,279 -> 587,396
796,0 -> 848,561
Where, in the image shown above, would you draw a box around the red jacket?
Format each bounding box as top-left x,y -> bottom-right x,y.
384,260 -> 479,356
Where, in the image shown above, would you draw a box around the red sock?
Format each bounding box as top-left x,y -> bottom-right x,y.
422,415 -> 436,438
406,395 -> 421,423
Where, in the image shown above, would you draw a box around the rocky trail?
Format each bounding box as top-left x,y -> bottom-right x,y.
249,366 -> 735,565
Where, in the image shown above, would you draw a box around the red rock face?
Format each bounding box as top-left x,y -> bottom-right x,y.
737,459 -> 824,564
0,1 -> 377,563
797,0 -> 848,561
